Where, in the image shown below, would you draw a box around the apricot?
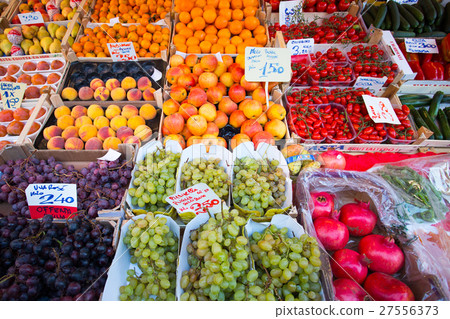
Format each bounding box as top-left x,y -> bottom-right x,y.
87,104 -> 104,119
111,87 -> 126,101
31,74 -> 46,85
37,61 -> 50,71
71,105 -> 88,119
65,137 -> 84,150
134,125 -> 152,141
103,136 -> 122,150
78,86 -> 94,100
54,106 -> 71,119
7,65 -> 20,76
97,126 -> 116,141
123,135 -> 141,146
90,78 -> 105,91
116,126 -> 134,142
17,74 -> 32,85
0,110 -> 14,122
13,108 -> 30,121
93,116 -> 109,129
79,124 -> 98,142
127,115 -> 146,130
74,115 -> 92,128
61,87 -> 78,101
110,115 -> 127,131
127,88 -> 142,101
47,136 -> 65,149
105,105 -> 121,119
85,137 -> 103,150
105,78 -> 121,91
61,126 -> 79,140
139,104 -> 157,120
24,86 -> 41,99
57,114 -> 75,130
0,125 -> 6,137
121,76 -> 137,90
94,87 -> 110,101
47,73 -> 61,85
51,60 -> 64,70
6,121 -> 24,135
1,75 -> 16,82
23,62 -> 37,72
137,77 -> 152,91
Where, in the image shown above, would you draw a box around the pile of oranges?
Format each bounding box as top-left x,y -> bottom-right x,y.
71,23 -> 170,58
172,0 -> 267,54
91,0 -> 172,23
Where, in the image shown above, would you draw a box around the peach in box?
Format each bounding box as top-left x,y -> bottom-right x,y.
94,87 -> 110,101
97,126 -> 116,140
75,116 -> 92,128
78,87 -> 94,101
142,89 -> 155,101
87,105 -> 104,119
61,126 -> 79,140
54,106 -> 70,119
111,87 -> 126,101
187,87 -> 207,107
121,77 -> 136,90
106,79 -> 121,91
47,136 -> 65,149
85,137 -> 103,150
90,78 -> 105,91
57,115 -> 75,130
137,77 -> 152,91
121,105 -> 138,119
103,136 -> 122,150
139,104 -> 157,120
134,125 -> 152,141
116,126 -> 134,142
61,87 -> 77,101
105,105 -> 121,119
79,124 -> 98,142
71,105 -> 88,119
127,89 -> 142,101
110,115 -> 127,131
43,125 -> 62,140
65,137 -> 84,150
94,116 -> 109,129
124,135 -> 141,146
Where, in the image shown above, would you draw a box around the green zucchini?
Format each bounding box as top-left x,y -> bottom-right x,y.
409,105 -> 433,138
401,100 -> 432,107
388,0 -> 401,31
443,3 -> 450,33
419,108 -> 443,139
403,4 -> 424,22
430,0 -> 444,19
385,11 -> 392,30
437,110 -> 450,140
393,30 -> 415,37
429,91 -> 444,120
374,3 -> 388,28
399,94 -> 431,100
363,11 -> 375,27
418,31 -> 447,37
420,0 -> 437,24
398,3 -> 419,28
399,14 -> 411,31
368,3 -> 379,20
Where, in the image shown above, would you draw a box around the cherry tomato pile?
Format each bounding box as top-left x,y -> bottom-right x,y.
291,63 -> 310,85
286,87 -> 328,105
310,48 -> 348,64
385,106 -> 416,143
268,14 -> 366,44
308,60 -> 354,86
347,44 -> 387,63
318,104 -> 355,142
267,0 -> 352,13
288,104 -> 327,142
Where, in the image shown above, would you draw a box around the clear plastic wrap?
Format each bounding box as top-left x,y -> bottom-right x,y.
295,169 -> 447,301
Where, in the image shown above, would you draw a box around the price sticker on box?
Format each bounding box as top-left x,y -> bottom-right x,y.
166,183 -> 223,215
287,38 -> 314,56
18,11 -> 45,25
109,17 -> 120,24
279,0 -> 302,26
354,76 -> 387,95
245,47 -> 292,82
107,42 -> 137,61
405,38 -> 438,54
26,184 -> 78,219
362,95 -> 400,124
0,82 -> 26,110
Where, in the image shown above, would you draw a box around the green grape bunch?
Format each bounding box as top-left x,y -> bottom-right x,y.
179,209 -> 251,301
180,157 -> 231,201
129,149 -> 181,212
249,225 -> 323,301
232,157 -> 287,214
119,213 -> 179,301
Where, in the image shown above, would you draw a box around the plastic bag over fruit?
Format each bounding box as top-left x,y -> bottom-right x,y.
295,169 -> 447,301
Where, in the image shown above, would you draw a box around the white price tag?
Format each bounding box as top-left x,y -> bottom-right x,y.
166,183 -> 223,215
405,38 -> 438,54
393,0 -> 418,4
245,47 -> 292,82
97,149 -> 121,161
18,12 -> 45,24
354,76 -> 387,94
362,95 -> 400,125
279,0 -> 302,26
287,38 -> 314,56
0,82 -> 26,109
107,42 -> 137,61
26,184 -> 78,219
109,17 -> 120,24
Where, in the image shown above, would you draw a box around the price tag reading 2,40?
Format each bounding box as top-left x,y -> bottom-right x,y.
165,183 -> 222,215
107,42 -> 137,61
25,184 -> 78,219
245,47 -> 292,82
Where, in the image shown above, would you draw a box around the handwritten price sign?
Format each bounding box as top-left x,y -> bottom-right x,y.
362,95 -> 400,125
107,42 -> 137,61
166,183 -> 222,215
18,12 -> 45,25
0,82 -> 26,110
279,0 -> 302,26
405,38 -> 438,54
245,47 -> 291,82
287,38 -> 314,56
25,184 -> 78,219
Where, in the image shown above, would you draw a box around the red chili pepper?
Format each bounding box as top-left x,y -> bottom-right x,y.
422,61 -> 444,81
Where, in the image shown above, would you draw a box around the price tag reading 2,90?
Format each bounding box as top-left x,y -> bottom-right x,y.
165,183 -> 222,215
245,47 -> 292,82
25,184 -> 78,219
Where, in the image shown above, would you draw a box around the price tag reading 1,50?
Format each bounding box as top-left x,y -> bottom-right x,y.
0,82 -> 26,110
18,12 -> 45,24
244,47 -> 292,82
25,184 -> 78,219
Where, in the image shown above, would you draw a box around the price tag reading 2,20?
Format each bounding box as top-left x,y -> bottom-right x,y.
245,47 -> 292,82
165,183 -> 222,215
25,184 -> 78,219
107,42 -> 137,61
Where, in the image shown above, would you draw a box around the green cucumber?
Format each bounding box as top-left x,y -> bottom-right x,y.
393,30 -> 415,37
399,94 -> 431,100
430,0 -> 444,19
429,91 -> 444,120
409,105 -> 433,138
418,31 -> 447,37
401,100 -> 432,107
419,108 -> 443,139
420,0 -> 437,24
443,3 -> 450,33
404,4 -> 425,22
399,14 -> 411,31
437,110 -> 450,140
363,11 -> 375,27
445,108 -> 450,125
398,3 -> 419,28
368,4 -> 379,20
388,0 -> 401,31
374,3 -> 388,28
385,11 -> 392,30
